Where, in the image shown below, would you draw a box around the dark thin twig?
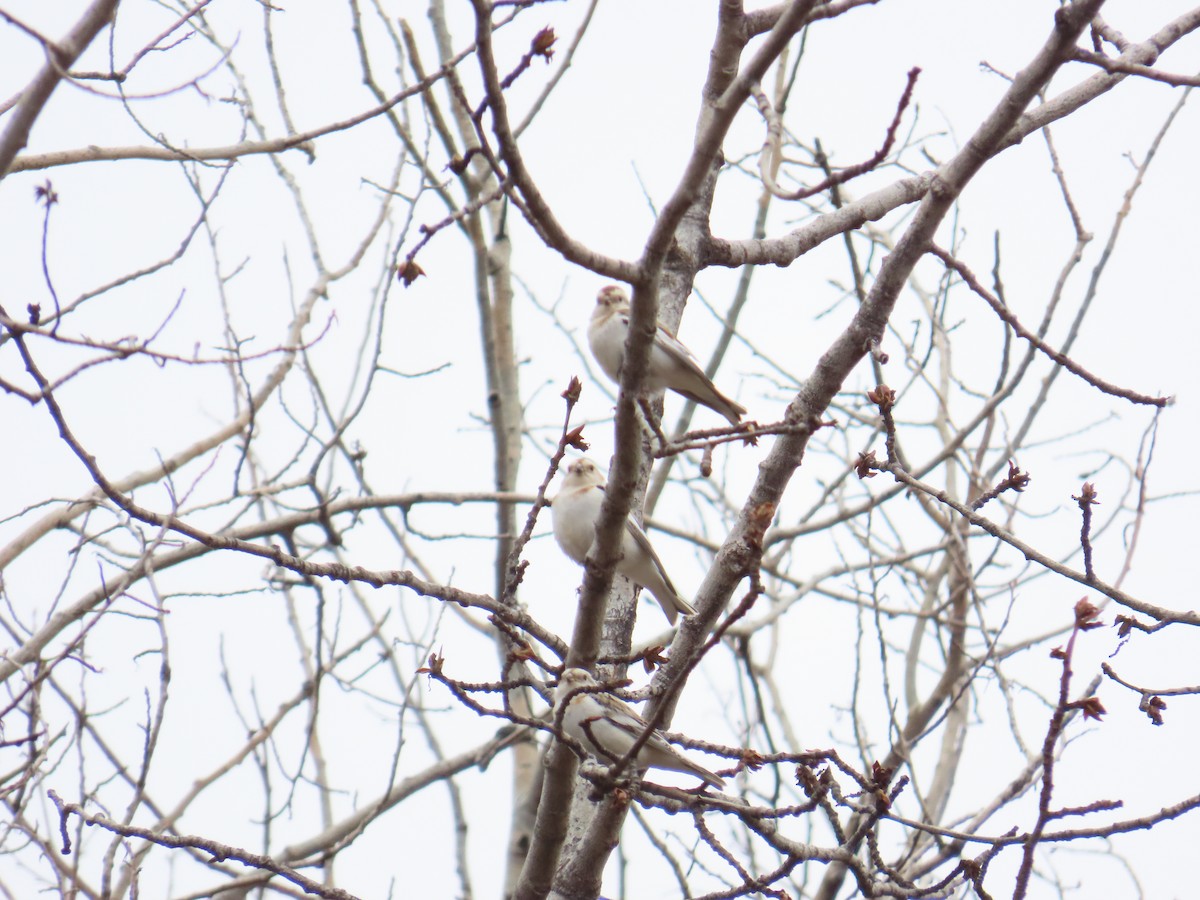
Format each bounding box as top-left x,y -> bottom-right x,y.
758,67 -> 921,201
928,244 -> 1170,408
34,181 -> 62,332
501,377 -> 586,604
970,460 -> 1031,510
1013,599 -> 1107,899
1071,47 -> 1200,87
48,791 -> 360,900
1073,482 -> 1099,582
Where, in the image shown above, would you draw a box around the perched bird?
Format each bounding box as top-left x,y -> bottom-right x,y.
588,284 -> 747,427
551,458 -> 696,624
554,667 -> 725,789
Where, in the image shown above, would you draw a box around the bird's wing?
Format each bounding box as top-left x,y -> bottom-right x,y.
648,316 -> 718,384
592,696 -> 680,758
623,515 -> 681,599
617,309 -> 702,367
587,484 -> 689,616
619,311 -> 745,415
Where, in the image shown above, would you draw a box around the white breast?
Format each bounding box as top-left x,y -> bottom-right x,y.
587,313 -> 626,383
551,487 -> 603,564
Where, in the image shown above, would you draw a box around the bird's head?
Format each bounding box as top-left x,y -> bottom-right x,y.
562,457 -> 605,489
594,284 -> 630,318
558,667 -> 594,689
554,667 -> 598,703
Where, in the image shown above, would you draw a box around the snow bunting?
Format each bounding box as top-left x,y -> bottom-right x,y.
588,285 -> 746,427
551,458 -> 696,624
554,667 -> 725,789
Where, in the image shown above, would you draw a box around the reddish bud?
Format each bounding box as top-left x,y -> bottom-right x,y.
35,179 -> 58,207
563,424 -> 589,451
417,651 -> 445,675
561,375 -> 582,403
510,642 -> 536,662
1075,696 -> 1107,721
1074,597 -> 1102,630
855,450 -> 879,479
867,384 -> 896,410
531,27 -> 557,61
641,645 -> 667,673
1002,459 -> 1031,493
1072,482 -> 1099,508
741,749 -> 765,771
398,259 -> 425,286
1145,695 -> 1166,726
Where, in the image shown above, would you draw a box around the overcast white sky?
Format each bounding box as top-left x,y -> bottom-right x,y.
1,1 -> 1198,897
